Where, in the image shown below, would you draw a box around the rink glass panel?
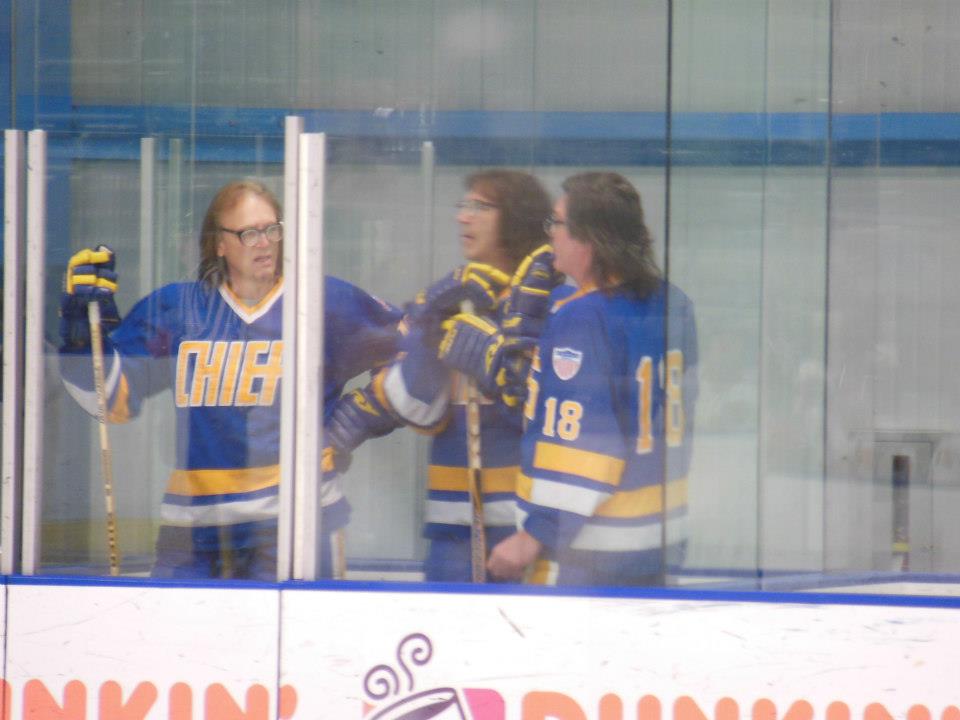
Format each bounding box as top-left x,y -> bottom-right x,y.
668,1 -> 832,583
5,0 -> 960,591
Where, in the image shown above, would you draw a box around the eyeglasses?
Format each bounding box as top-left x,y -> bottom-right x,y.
455,199 -> 498,214
543,216 -> 567,234
220,222 -> 283,247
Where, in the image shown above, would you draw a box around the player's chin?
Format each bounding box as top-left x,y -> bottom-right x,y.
251,262 -> 277,280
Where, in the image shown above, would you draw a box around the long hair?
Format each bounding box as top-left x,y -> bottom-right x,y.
561,172 -> 661,297
465,169 -> 552,271
197,179 -> 282,288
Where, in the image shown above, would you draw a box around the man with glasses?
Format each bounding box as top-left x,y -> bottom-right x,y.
59,179 -> 401,580
325,169 -> 565,582
448,172 -> 699,587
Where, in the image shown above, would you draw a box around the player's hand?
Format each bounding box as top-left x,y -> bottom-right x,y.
437,313 -> 508,396
408,263 -> 511,325
326,385 -> 400,458
487,531 -> 542,581
438,313 -> 533,406
59,245 -> 121,351
501,244 -> 564,341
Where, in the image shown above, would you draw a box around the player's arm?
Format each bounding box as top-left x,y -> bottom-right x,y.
328,262 -> 510,428
323,265 -> 509,473
324,316 -> 452,474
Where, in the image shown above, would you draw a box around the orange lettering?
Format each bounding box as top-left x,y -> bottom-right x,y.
278,685 -> 298,720
786,701 -> 814,720
675,696 -> 711,720
600,694 -> 623,720
169,682 -> 193,720
205,683 -> 269,720
23,679 -> 85,719
674,696 -> 741,720
942,707 -> 960,720
523,691 -> 587,720
755,699 -> 776,720
716,698 -> 739,720
1,679 -> 11,720
99,681 -> 157,720
865,704 -> 895,720
908,707 -> 932,720
638,695 -> 662,720
754,699 -> 814,720
827,703 -> 851,720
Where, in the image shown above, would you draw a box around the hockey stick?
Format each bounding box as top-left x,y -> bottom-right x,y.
460,300 -> 487,583
87,301 -> 120,576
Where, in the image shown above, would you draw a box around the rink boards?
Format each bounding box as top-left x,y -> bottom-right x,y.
1,578 -> 958,720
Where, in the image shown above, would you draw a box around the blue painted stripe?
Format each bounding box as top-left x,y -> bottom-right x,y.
50,106 -> 959,141
11,104 -> 960,166
9,569 -> 960,608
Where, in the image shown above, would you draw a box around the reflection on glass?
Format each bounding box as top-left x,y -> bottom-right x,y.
15,0 -> 957,596
54,180 -> 400,579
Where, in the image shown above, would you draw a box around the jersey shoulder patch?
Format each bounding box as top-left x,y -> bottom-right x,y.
551,347 -> 584,380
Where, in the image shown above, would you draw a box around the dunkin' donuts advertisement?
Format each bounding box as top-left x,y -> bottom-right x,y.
3,581 -> 959,719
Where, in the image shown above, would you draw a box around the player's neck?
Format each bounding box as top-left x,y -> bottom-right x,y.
226,276 -> 277,306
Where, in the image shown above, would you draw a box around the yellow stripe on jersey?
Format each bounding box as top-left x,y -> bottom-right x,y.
550,283 -> 597,313
533,441 -> 625,486
222,278 -> 283,315
516,472 -> 533,501
593,477 -> 688,518
107,374 -> 132,424
428,465 -> 518,494
166,464 -> 280,497
526,558 -> 559,586
665,475 -> 688,510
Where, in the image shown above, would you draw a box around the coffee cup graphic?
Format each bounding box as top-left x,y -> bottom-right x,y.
367,688 -> 467,720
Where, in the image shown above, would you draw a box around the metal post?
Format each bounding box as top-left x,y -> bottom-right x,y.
2,130 -> 26,575
278,115 -> 303,582
165,138 -> 183,282
294,132 -> 326,580
21,129 -> 47,575
139,137 -> 156,293
421,140 -> 435,266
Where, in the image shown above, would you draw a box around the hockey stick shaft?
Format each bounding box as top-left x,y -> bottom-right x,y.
87,301 -> 120,576
460,300 -> 487,582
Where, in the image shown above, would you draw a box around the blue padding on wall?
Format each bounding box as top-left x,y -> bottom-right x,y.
23,104 -> 960,167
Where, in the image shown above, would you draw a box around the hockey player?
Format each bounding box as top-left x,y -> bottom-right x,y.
59,179 -> 400,580
325,169 -> 563,582
443,171 -> 699,586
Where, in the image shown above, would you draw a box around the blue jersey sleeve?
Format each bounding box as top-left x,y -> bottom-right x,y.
323,277 -> 402,416
667,284 -> 699,481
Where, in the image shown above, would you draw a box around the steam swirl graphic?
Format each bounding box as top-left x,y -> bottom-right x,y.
363,632 -> 434,701
363,663 -> 401,701
396,632 -> 432,692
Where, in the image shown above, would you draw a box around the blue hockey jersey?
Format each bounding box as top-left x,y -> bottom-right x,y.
517,280 -> 698,581
62,277 -> 400,549
418,286 -> 577,539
